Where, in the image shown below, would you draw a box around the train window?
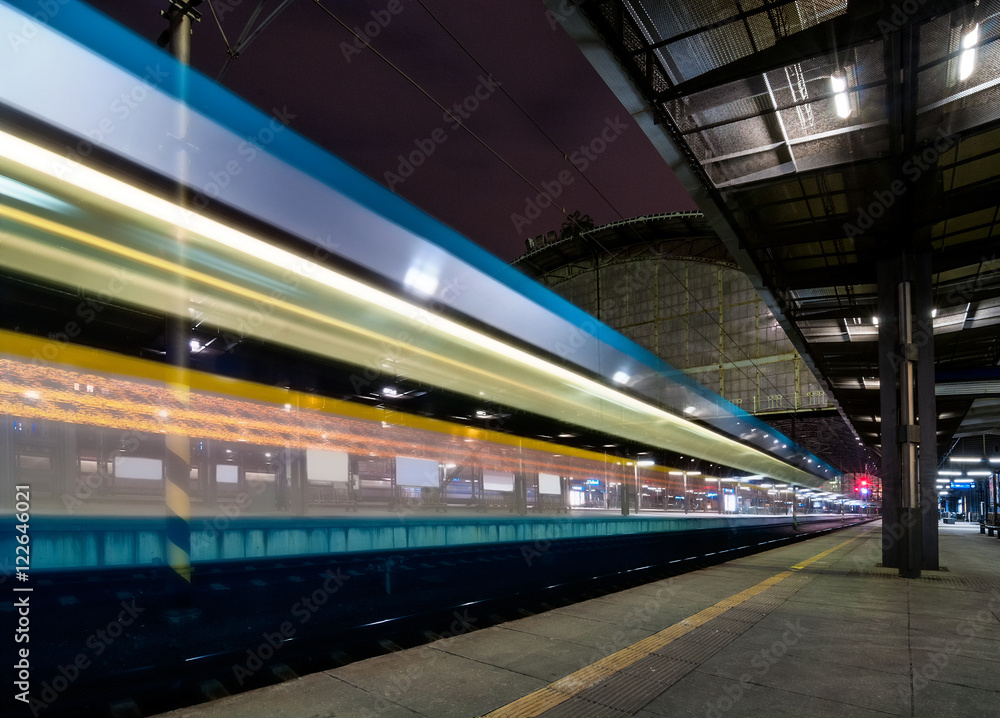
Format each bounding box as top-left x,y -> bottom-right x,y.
18,454 -> 51,470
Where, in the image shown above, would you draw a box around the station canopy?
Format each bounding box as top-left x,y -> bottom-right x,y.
568,0 -> 1000,460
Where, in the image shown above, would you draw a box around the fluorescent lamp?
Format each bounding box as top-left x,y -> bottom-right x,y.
938,470 -> 962,476
636,460 -> 655,467
966,471 -> 991,477
960,24 -> 978,81
950,457 -> 983,463
831,74 -> 850,118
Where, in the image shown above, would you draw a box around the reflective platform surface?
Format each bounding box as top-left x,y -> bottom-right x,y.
150,520 -> 1000,718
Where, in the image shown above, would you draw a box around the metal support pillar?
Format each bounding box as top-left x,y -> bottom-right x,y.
878,251 -> 937,575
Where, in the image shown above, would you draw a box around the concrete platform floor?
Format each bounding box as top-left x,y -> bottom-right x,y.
153,520 -> 1000,718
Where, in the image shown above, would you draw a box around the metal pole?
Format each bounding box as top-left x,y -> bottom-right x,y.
633,462 -> 640,514
897,281 -> 922,578
161,0 -> 200,613
683,473 -> 689,514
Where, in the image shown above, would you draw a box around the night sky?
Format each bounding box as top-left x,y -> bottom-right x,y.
84,0 -> 695,261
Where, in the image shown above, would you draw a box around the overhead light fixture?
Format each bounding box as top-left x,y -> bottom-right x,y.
831,74 -> 851,118
636,460 -> 655,467
683,406 -> 696,414
612,371 -> 630,385
950,457 -> 983,463
960,24 -> 979,81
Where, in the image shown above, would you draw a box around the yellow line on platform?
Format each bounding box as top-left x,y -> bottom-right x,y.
790,537 -> 857,571
480,534 -> 859,717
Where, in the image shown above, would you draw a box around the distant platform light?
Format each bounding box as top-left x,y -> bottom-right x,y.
683,405 -> 696,414
189,339 -> 202,353
960,24 -> 979,81
382,387 -> 398,397
611,370 -> 630,384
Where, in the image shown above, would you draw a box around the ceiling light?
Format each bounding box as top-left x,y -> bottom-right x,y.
960,24 -> 979,81
831,74 -> 851,118
612,371 -> 630,385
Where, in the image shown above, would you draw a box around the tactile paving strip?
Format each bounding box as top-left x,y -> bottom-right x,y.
846,570 -> 1000,591
484,536 -> 862,718
621,654 -> 697,686
654,626 -> 740,663
575,671 -> 677,713
537,697 -> 629,718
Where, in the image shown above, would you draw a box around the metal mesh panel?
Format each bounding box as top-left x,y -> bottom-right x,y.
706,148 -> 790,185
792,132 -> 881,171
779,87 -> 886,141
670,79 -> 771,134
630,0 -> 742,40
919,61 -> 1000,138
791,0 -> 847,32
664,26 -> 756,82
746,10 -> 778,51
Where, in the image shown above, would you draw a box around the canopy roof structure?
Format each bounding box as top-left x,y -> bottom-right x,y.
559,0 -> 1000,461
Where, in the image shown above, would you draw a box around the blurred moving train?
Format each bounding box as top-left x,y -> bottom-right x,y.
1,331 -> 834,519
0,0 -> 845,542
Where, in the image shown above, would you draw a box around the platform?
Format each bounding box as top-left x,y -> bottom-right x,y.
152,520 -> 1000,718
